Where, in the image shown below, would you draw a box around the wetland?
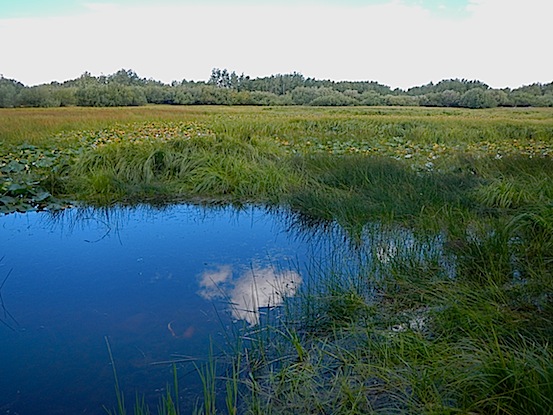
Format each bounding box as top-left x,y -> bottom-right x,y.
1,105 -> 552,414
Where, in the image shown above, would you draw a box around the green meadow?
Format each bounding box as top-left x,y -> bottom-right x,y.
2,105 -> 553,414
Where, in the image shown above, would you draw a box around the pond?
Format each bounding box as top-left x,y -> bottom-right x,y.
0,203 -> 456,414
0,204 -> 323,414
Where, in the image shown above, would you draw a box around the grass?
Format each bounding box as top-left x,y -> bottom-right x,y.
241,220 -> 553,414
2,105 -> 553,414
104,336 -> 184,415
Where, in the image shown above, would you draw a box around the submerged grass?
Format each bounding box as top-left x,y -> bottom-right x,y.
2,106 -> 553,414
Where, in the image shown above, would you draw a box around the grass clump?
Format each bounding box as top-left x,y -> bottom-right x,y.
240,225 -> 553,414
63,121 -> 301,204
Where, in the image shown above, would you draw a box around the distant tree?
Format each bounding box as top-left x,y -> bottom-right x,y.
420,90 -> 461,107
176,85 -> 234,105
509,91 -> 543,107
514,83 -> 543,96
383,95 -> 419,106
0,76 -> 24,107
437,79 -> 489,93
419,93 -> 442,107
209,68 -> 233,89
487,89 -> 510,107
289,86 -> 318,105
334,81 -> 392,95
52,86 -> 77,106
106,85 -> 147,106
508,83 -> 553,107
542,95 -> 553,107
542,82 -> 553,95
440,90 -> 462,107
16,85 -> 61,107
75,85 -> 104,106
459,88 -> 497,109
406,81 -> 435,96
309,90 -> 358,106
172,87 -> 194,105
144,84 -> 174,104
359,90 -> 385,106
342,89 -> 361,102
4,68 -> 551,108
69,71 -> 100,88
245,91 -> 290,106
75,84 -> 146,106
243,73 -> 306,95
109,69 -> 144,86
409,79 -> 490,96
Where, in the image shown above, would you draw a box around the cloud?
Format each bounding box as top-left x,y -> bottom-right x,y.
197,265 -> 233,300
198,265 -> 302,325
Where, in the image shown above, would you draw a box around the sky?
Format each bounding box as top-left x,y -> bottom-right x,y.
0,0 -> 551,89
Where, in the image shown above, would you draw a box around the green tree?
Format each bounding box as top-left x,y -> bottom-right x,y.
289,87 -> 324,105
359,90 -> 385,106
52,86 -> 77,106
16,85 -> 61,107
75,84 -> 146,106
109,69 -> 144,86
144,84 -> 174,104
420,90 -> 461,107
509,90 -> 546,107
459,88 -> 497,109
208,68 -> 232,88
0,76 -> 24,107
309,90 -> 358,106
383,95 -> 419,106
246,91 -> 289,105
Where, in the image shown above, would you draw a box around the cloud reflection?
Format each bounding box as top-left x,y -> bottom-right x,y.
198,265 -> 301,325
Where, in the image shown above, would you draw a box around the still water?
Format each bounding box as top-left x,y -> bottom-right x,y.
0,204 -> 319,414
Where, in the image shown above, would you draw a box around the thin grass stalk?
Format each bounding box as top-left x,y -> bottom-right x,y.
194,341 -> 217,415
172,363 -> 180,415
104,336 -> 126,415
225,352 -> 241,415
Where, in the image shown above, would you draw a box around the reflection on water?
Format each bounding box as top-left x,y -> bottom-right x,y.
198,265 -> 301,325
0,204 -> 312,415
0,204 -> 457,414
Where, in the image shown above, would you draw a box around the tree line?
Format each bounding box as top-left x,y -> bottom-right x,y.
1,68 -> 552,109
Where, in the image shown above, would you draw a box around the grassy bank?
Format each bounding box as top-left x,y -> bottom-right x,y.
2,106 -> 553,414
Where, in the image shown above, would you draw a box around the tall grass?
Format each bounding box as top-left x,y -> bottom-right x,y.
239,214 -> 553,414
66,130 -> 300,204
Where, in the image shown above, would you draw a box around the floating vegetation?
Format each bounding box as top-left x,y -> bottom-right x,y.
0,144 -> 74,213
59,121 -> 216,148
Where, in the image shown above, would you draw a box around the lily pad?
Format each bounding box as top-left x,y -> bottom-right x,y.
32,191 -> 52,202
35,158 -> 56,168
0,195 -> 16,205
7,183 -> 29,195
1,160 -> 25,173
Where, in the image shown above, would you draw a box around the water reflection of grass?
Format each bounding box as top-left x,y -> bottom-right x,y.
2,106 -> 553,413
239,219 -> 553,414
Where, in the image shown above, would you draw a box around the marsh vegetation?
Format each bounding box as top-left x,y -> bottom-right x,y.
1,105 -> 553,414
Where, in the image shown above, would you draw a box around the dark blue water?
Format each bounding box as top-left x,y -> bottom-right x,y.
0,204 -> 316,414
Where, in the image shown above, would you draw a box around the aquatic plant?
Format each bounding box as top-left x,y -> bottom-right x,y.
104,336 -> 183,415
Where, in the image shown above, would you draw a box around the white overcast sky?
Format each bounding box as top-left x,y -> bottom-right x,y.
0,0 -> 551,89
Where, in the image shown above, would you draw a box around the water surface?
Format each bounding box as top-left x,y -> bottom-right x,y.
0,204 -> 315,414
